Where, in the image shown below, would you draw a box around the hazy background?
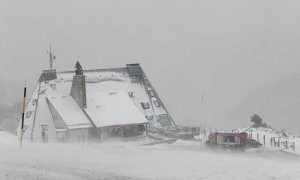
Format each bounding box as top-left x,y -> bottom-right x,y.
1,0 -> 300,132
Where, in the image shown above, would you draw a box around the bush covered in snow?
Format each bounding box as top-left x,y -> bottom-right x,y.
250,114 -> 270,128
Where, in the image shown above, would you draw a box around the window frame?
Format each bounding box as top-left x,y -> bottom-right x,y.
148,90 -> 155,97
26,111 -> 33,118
141,102 -> 150,109
153,100 -> 160,107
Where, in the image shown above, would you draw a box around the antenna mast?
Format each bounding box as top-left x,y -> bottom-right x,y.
47,45 -> 56,70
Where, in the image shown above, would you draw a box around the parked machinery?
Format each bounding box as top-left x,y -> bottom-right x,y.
206,132 -> 262,150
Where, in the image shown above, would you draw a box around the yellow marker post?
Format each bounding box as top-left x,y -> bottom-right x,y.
20,81 -> 27,149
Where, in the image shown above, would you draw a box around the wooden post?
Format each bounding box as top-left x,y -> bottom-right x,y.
263,135 -> 265,145
257,133 -> 259,142
278,139 -> 280,148
270,137 -> 273,147
293,142 -> 295,151
286,140 -> 288,149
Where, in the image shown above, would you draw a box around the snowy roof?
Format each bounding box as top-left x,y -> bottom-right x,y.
47,95 -> 92,129
84,91 -> 148,127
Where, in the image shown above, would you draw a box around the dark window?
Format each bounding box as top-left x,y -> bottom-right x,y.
156,114 -> 172,126
148,90 -> 155,97
153,100 -> 160,107
223,136 -> 235,143
39,89 -> 46,95
146,115 -> 153,120
26,111 -> 32,118
41,124 -> 48,131
32,99 -> 37,105
141,102 -> 150,109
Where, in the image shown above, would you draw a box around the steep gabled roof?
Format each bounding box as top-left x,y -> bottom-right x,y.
47,95 -> 92,129
84,91 -> 148,127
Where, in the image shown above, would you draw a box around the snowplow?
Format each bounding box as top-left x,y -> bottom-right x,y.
206,132 -> 262,150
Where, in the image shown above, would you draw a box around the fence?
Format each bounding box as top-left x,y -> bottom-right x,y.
248,132 -> 296,151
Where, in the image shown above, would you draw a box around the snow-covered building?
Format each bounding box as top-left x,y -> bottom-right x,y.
18,62 -> 175,142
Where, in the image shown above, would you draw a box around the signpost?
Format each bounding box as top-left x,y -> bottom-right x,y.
20,81 -> 27,149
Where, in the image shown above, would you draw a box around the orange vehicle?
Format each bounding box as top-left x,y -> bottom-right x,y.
206,132 -> 260,150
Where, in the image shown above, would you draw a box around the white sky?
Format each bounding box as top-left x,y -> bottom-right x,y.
1,0 -> 300,128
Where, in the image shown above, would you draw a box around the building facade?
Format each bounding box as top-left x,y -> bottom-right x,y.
18,63 -> 175,142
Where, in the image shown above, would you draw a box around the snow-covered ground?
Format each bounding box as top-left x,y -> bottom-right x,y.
1,131 -> 300,180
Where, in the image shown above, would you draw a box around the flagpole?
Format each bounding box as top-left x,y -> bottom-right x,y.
20,81 -> 27,149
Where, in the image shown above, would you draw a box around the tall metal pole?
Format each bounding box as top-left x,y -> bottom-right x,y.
49,45 -> 53,70
48,44 -> 55,70
20,81 -> 27,149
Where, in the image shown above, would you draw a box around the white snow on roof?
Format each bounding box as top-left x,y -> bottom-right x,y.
84,91 -> 148,127
47,95 -> 92,129
58,71 -> 129,83
56,71 -> 168,117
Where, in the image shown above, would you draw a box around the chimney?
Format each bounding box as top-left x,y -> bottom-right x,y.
70,61 -> 87,108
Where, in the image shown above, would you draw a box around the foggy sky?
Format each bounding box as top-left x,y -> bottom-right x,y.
1,0 -> 300,130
